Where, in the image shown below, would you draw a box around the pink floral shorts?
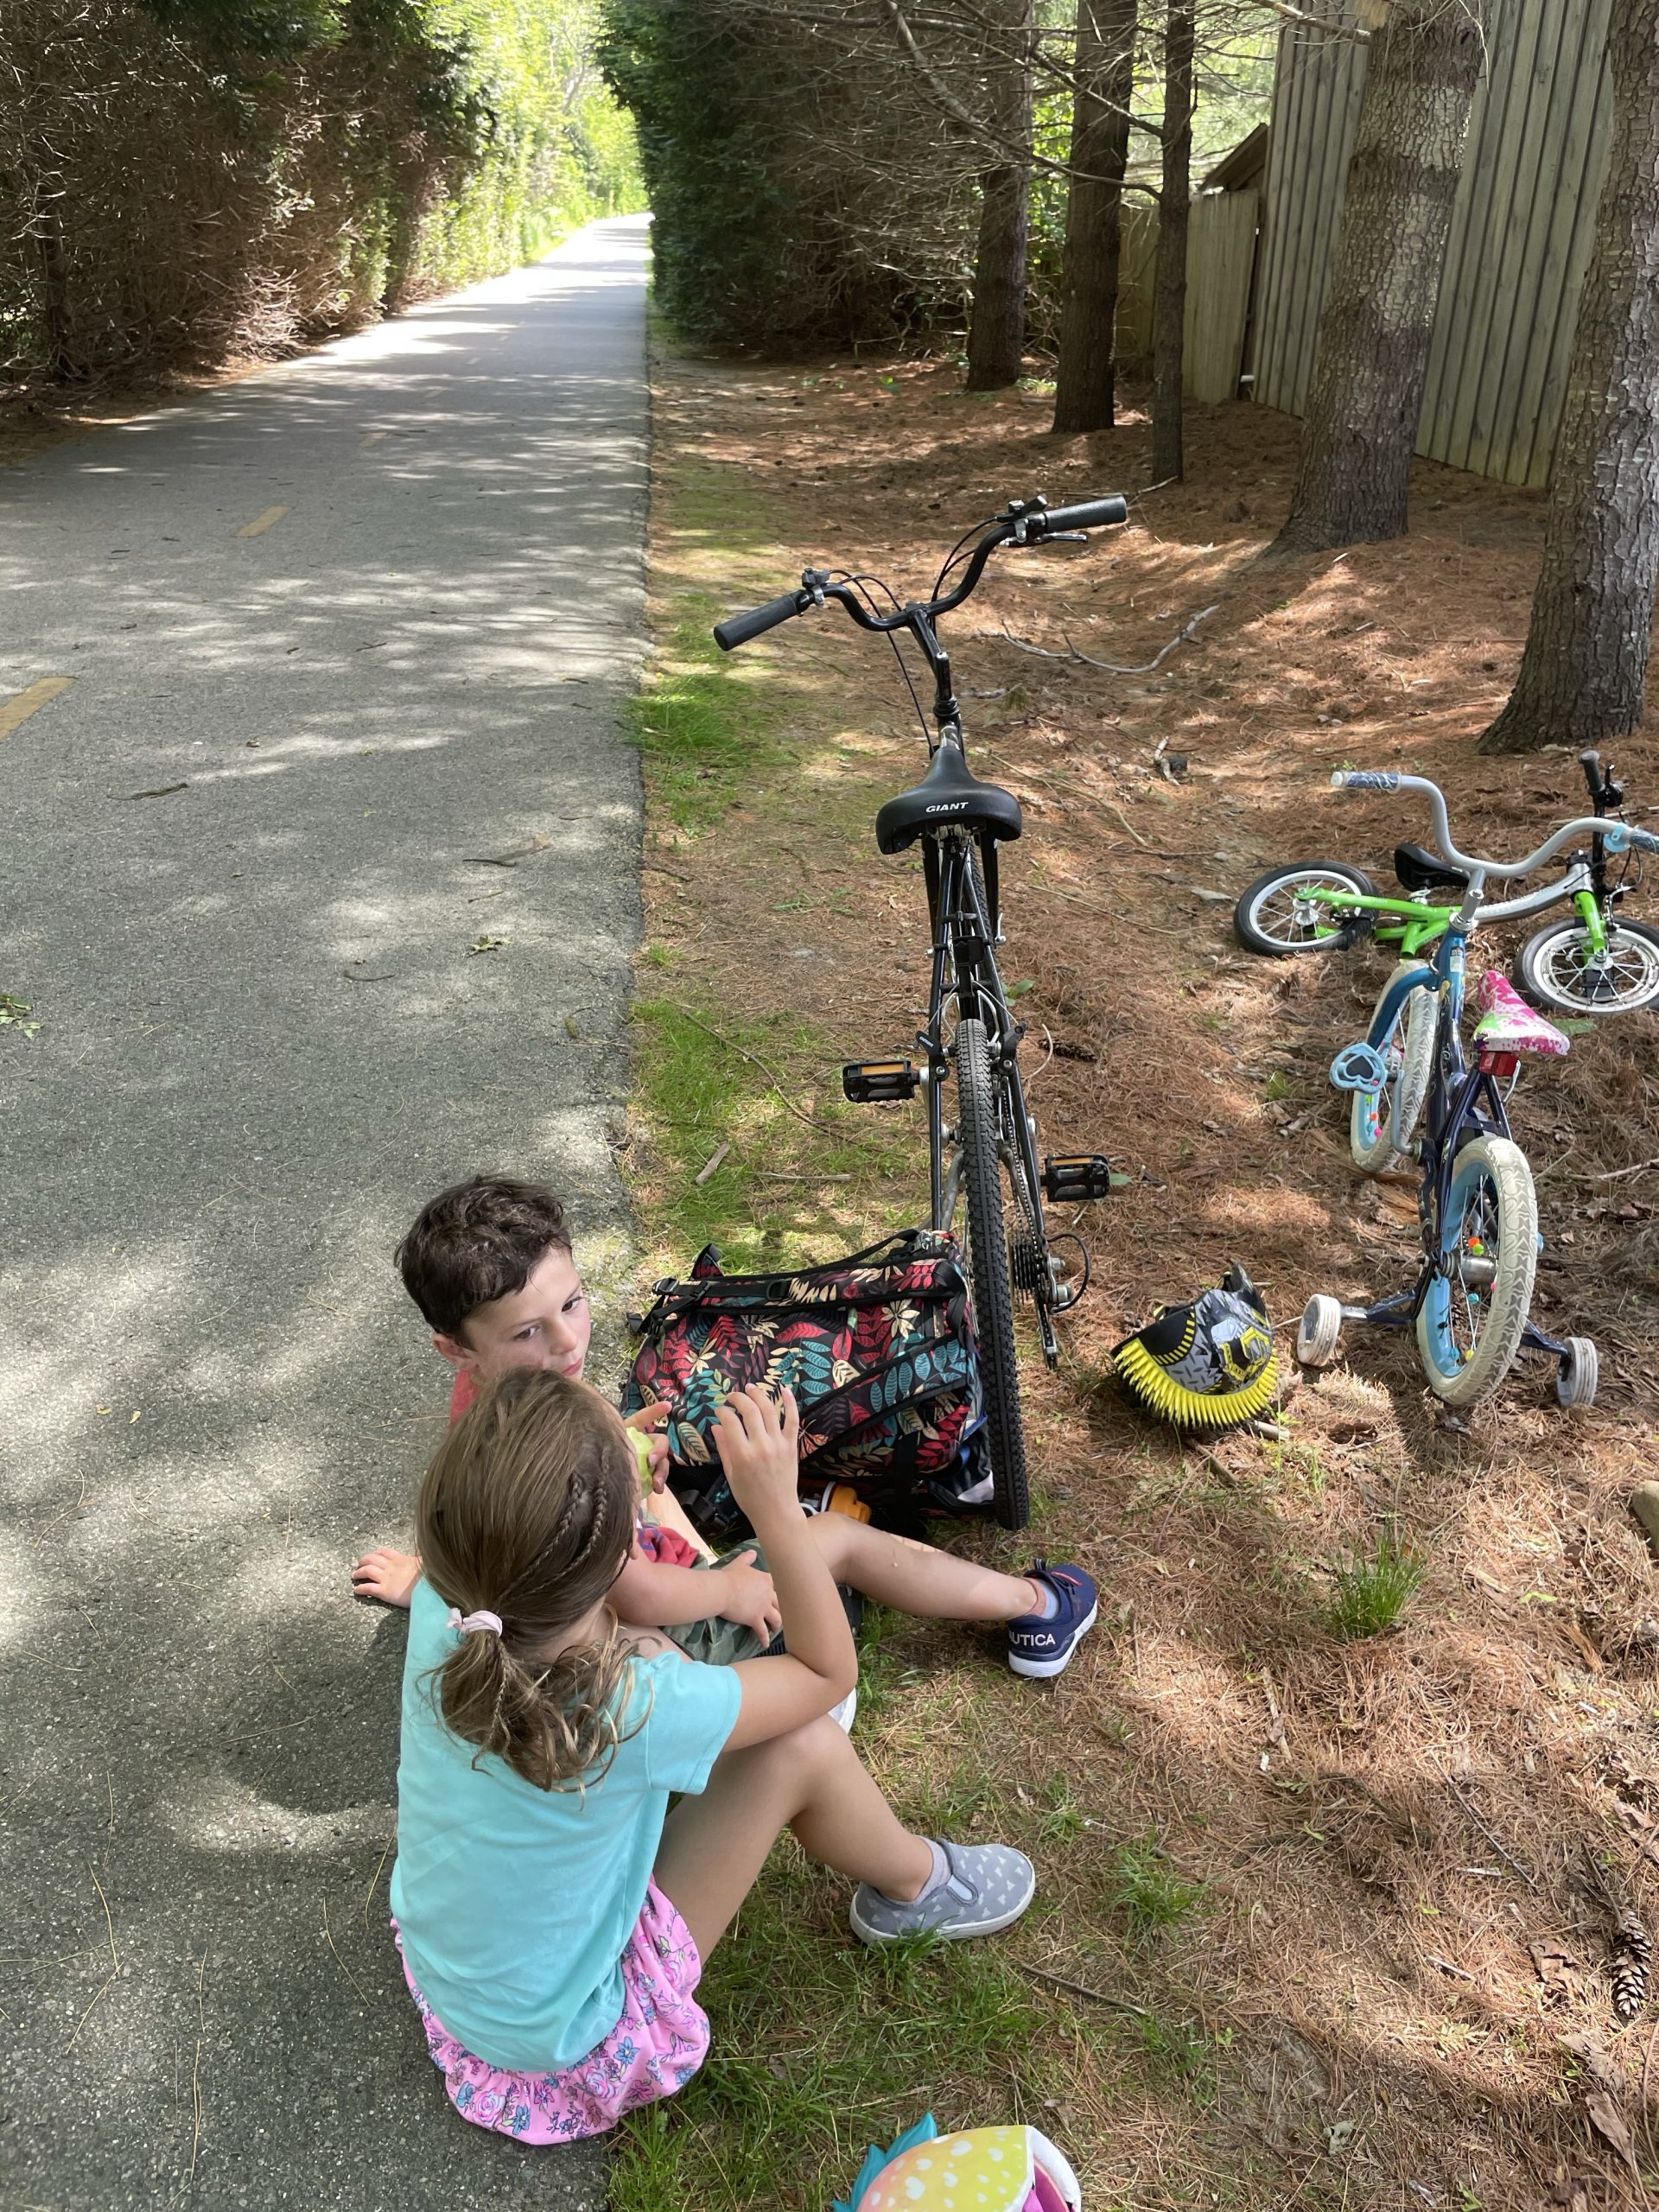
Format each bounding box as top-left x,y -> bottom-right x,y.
396,1881 -> 710,2144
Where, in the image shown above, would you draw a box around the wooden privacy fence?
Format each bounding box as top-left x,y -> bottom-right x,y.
1252,0 -> 1615,488
1117,188 -> 1259,405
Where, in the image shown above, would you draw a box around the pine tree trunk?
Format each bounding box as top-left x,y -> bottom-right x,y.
966,0 -> 1033,391
1271,0 -> 1485,555
1052,0 -> 1137,435
1481,0 -> 1659,754
1149,0 -> 1193,483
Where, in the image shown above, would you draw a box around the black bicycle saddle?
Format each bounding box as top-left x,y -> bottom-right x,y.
875,741 -> 1023,855
1394,841 -> 1471,894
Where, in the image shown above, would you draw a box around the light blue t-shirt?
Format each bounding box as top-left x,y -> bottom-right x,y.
390,1580 -> 741,2072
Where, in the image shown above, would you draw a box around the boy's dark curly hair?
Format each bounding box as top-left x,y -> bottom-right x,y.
397,1175 -> 574,1341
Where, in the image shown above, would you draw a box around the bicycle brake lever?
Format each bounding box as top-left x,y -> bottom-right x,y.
1039,531 -> 1089,544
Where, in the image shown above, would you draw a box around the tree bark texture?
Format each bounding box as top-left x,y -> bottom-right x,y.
1149,0 -> 1194,482
1272,0 -> 1485,555
965,0 -> 1033,391
1481,0 -> 1659,753
1052,0 -> 1137,435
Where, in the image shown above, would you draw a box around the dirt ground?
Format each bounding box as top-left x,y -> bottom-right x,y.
631,346 -> 1659,2210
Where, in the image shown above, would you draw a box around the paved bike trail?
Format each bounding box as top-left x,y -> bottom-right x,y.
0,218 -> 652,2210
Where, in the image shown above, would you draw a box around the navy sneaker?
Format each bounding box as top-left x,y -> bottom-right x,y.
1007,1561 -> 1098,1679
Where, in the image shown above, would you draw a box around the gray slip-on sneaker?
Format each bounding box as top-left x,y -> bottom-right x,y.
849,1839 -> 1035,1945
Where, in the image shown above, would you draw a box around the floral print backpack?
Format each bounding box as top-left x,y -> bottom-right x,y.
623,1230 -> 989,1537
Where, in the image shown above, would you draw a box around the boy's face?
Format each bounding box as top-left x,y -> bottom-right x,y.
435,1243 -> 593,1382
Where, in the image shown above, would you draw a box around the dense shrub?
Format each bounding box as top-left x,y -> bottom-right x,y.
598,0 -> 977,354
0,0 -> 644,392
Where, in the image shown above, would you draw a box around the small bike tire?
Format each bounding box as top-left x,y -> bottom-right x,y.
1350,966 -> 1437,1173
1414,1135 -> 1538,1407
954,1017 -> 1030,1529
1513,916 -> 1659,1015
1234,863 -> 1378,957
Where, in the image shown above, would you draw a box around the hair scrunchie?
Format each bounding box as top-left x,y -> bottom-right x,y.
448,1606 -> 504,1637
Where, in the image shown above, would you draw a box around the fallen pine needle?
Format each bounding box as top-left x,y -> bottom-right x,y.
1020,1961 -> 1149,2016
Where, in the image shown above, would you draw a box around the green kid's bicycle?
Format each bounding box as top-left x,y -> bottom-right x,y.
1275,772 -> 1659,1410
1235,749 -> 1659,1018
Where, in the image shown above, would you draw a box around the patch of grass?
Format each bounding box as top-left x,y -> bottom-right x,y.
1135,2006 -> 1223,2100
1037,1773 -> 1087,1846
1324,1523 -> 1427,1640
626,597 -> 790,832
1106,1834 -> 1205,1941
612,1850 -> 1048,2212
632,996 -> 922,1268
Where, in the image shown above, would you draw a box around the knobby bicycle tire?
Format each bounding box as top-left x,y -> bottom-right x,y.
1414,1135 -> 1538,1407
1350,966 -> 1436,1173
954,1017 -> 1030,1529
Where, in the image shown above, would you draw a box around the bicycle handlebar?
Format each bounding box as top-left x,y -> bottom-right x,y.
713,589 -> 809,652
1329,768 -> 1659,878
712,493 -> 1128,652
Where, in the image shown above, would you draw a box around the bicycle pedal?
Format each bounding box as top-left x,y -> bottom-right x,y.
842,1058 -> 920,1103
1330,1042 -> 1389,1093
1041,1153 -> 1118,1202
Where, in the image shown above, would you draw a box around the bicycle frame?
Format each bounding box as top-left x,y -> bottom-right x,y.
1365,930 -> 1505,1315
1294,859 -> 1602,958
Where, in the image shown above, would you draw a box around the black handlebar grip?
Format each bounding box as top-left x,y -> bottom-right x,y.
713,592 -> 806,652
1036,495 -> 1129,533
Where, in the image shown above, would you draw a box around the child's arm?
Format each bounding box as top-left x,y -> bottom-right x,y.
718,1389 -> 857,1750
613,1551 -> 781,1642
351,1548 -> 421,1608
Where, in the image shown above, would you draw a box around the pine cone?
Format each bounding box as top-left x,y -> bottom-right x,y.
1611,1906 -> 1652,2024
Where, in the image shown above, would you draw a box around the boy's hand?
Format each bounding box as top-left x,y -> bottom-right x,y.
622,1404 -> 670,1492
711,1385 -> 802,1528
351,1548 -> 421,1609
711,1549 -> 782,1643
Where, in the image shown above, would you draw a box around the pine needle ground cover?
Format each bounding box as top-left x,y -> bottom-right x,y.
616,335 -> 1659,2209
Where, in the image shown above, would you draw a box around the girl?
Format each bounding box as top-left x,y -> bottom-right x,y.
391,1368 -> 1038,2144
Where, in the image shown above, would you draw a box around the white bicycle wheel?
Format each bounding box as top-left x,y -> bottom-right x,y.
1350,966 -> 1436,1173
1414,1135 -> 1538,1407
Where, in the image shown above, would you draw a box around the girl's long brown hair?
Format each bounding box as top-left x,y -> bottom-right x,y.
416,1370 -> 641,1791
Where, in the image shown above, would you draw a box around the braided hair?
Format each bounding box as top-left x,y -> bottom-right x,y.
416,1370 -> 642,1791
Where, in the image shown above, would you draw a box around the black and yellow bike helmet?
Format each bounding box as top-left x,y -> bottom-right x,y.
1112,1264 -> 1279,1430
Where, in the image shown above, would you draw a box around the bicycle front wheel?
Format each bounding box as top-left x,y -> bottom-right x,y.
1351,967 -> 1436,1173
1514,916 -> 1659,1015
1414,1135 -> 1538,1406
953,1018 -> 1030,1529
1234,863 -> 1376,956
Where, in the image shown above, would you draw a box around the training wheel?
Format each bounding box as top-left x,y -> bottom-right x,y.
1555,1336 -> 1599,1410
1297,1294 -> 1344,1370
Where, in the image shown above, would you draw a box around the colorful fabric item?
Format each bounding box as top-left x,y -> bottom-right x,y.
623,1230 -> 988,1536
1470,969 -> 1570,1058
391,1580 -> 739,2072
396,1881 -> 709,2144
662,1541 -> 777,1667
635,1519 -> 702,1569
839,2115 -> 1084,2212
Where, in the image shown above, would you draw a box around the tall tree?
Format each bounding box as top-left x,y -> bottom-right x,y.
1052,0 -> 1138,435
965,0 -> 1034,391
1270,0 -> 1485,555
1149,0 -> 1194,481
1480,0 -> 1659,754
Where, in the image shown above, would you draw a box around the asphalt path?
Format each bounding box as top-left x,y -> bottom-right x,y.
0,217 -> 652,2210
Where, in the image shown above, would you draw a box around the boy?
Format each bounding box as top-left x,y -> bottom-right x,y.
351,1175 -> 1097,1681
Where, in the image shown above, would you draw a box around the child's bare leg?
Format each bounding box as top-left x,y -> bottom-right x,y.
804,1516 -> 1040,1623
655,1716 -> 932,1959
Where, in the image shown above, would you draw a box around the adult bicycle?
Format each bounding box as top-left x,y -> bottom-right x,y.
714,494 -> 1128,1527
1292,772 -> 1659,1409
1235,749 -> 1658,1016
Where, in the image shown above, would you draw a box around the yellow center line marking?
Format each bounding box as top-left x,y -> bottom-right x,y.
0,676 -> 73,740
236,505 -> 289,539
